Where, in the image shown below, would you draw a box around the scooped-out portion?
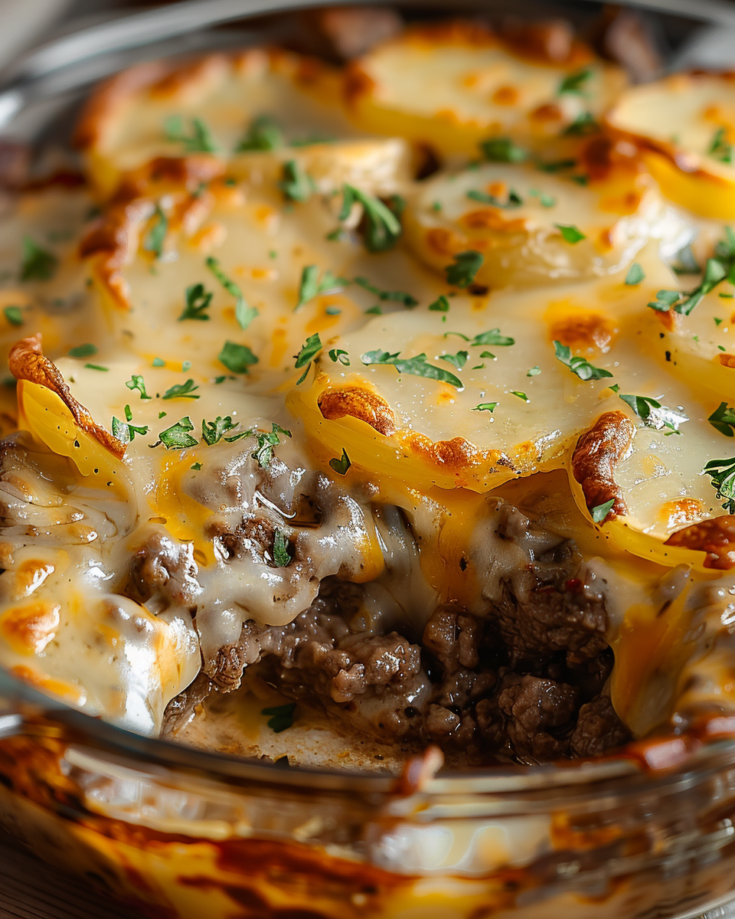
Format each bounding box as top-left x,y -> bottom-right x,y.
4,23 -> 735,773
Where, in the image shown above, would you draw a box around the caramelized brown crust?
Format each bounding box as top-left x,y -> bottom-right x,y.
8,334 -> 126,458
665,516 -> 735,570
318,387 -> 396,435
571,411 -> 635,520
548,312 -> 616,353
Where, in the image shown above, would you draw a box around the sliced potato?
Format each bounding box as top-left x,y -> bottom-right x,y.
404,160 -> 687,287
345,22 -> 627,158
607,73 -> 735,220
75,49 -> 363,197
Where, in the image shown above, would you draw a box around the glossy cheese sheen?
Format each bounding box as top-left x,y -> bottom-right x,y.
346,23 -> 627,156
607,74 -> 735,220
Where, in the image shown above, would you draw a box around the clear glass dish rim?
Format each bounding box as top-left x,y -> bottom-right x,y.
0,0 -> 734,799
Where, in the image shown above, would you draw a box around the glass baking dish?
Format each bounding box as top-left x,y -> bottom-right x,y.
4,1 -> 735,916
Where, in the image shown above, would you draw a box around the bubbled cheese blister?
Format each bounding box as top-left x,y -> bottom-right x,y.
345,22 -> 627,158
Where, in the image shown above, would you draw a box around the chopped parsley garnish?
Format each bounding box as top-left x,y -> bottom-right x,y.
162,379 -> 200,400
279,159 -> 315,202
440,350 -> 469,370
329,448 -> 351,475
647,244 -> 734,316
339,184 -> 402,253
591,498 -> 615,523
20,237 -> 58,281
625,262 -> 645,286
472,402 -> 497,413
553,340 -> 613,381
144,204 -> 168,258
614,388 -> 687,435
529,189 -> 555,208
250,423 -> 292,468
445,250 -> 484,287
179,282 -> 213,321
328,348 -> 350,365
429,295 -> 450,313
201,415 -> 238,445
164,115 -> 217,153
480,137 -> 527,163
85,363 -> 108,372
191,462 -> 202,471
111,404 -> 149,443
466,188 -> 523,208
294,333 -> 322,383
558,68 -> 592,96
536,158 -> 577,173
361,349 -> 462,389
218,341 -> 258,374
152,357 -> 165,367
297,265 -> 346,309
236,114 -> 283,152
709,127 -> 733,164
69,343 -> 97,358
555,224 -> 586,244
472,329 -> 514,347
527,366 -> 541,376
3,306 -> 22,326
353,276 -> 417,307
671,242 -> 701,275
206,256 -> 257,330
272,529 -> 292,567
511,390 -> 529,401
365,305 -> 382,315
704,456 -> 735,512
159,416 -> 198,450
126,374 -> 151,400
562,112 -> 599,136
262,702 -> 296,732
709,402 -> 735,437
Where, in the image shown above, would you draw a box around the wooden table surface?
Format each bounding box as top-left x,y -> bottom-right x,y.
0,830 -> 137,919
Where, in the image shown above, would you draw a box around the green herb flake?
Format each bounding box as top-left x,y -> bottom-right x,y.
272,529 -> 292,568
617,391 -> 687,435
152,357 -> 165,367
329,448 -> 351,476
361,349 -> 462,389
179,282 -> 213,321
249,423 -> 292,468
159,416 -> 199,450
201,415 -> 237,446
555,224 -> 586,244
328,348 -> 350,365
558,68 -> 592,96
472,402 -> 497,413
144,204 -> 168,259
709,402 -> 735,437
279,159 -> 315,203
339,184 -> 402,253
709,127 -> 733,165
297,265 -> 346,309
429,295 -> 450,313
510,390 -> 529,402
20,237 -> 58,281
562,112 -> 599,137
445,250 -> 484,287
625,263 -> 645,286
69,343 -> 97,359
536,158 -> 577,173
440,350 -> 469,370
553,340 -> 613,381
294,333 -> 322,383
466,188 -> 523,208
353,276 -> 417,307
236,114 -> 283,152
126,374 -> 152,401
191,462 -> 202,470
480,137 -> 527,163
164,115 -> 217,153
527,366 -> 541,377
704,456 -> 735,512
206,256 -> 258,330
591,498 -> 615,523
3,306 -> 22,326
262,702 -> 296,733
529,188 -> 556,208
85,363 -> 108,372
162,379 -> 200,401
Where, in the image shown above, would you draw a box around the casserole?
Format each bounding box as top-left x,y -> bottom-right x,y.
4,1 -> 735,916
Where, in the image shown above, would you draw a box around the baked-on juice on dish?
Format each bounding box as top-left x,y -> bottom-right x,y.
5,12 -> 735,917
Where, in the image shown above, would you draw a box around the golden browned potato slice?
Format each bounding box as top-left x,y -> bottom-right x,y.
344,22 -> 627,159
607,73 -> 735,220
75,48 -> 364,197
403,156 -> 688,287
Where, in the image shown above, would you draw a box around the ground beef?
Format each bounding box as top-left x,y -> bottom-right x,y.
570,695 -> 630,758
